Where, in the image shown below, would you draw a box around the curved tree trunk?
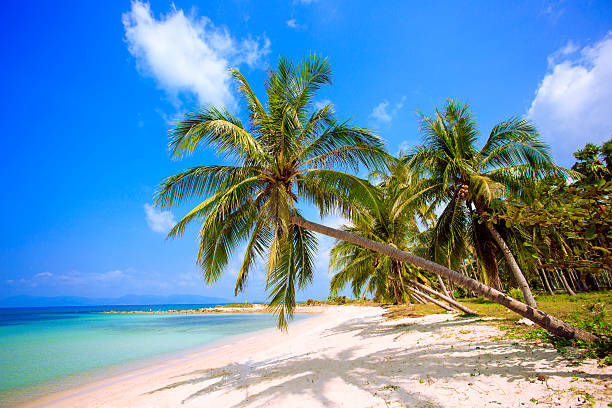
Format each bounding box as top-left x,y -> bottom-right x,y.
565,270 -> 576,292
437,275 -> 452,298
408,279 -> 476,314
482,244 -> 503,291
407,287 -> 457,312
485,222 -> 537,308
555,269 -> 576,296
539,270 -> 555,296
410,291 -> 426,304
290,215 -> 596,342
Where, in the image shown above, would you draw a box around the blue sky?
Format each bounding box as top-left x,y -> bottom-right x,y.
1,0 -> 611,303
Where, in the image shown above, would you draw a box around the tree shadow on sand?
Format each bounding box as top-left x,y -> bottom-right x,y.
145,315 -> 610,407
147,346 -> 444,407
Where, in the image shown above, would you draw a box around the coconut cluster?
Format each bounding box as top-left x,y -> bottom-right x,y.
457,184 -> 469,199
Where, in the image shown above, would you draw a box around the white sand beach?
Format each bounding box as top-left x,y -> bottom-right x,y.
23,306 -> 611,408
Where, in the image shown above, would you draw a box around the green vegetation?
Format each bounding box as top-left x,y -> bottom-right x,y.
405,100 -> 565,307
154,53 -> 609,343
328,159 -> 434,304
214,303 -> 255,308
154,55 -> 388,328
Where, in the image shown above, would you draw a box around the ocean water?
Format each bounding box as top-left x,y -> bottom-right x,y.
0,305 -> 307,407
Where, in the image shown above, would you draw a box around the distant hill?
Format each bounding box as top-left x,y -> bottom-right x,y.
0,294 -> 231,307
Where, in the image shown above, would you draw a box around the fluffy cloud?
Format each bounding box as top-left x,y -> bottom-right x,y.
122,1 -> 270,108
527,33 -> 612,160
144,203 -> 176,233
370,96 -> 406,124
286,18 -> 307,30
313,98 -> 332,110
371,101 -> 392,122
397,140 -> 411,155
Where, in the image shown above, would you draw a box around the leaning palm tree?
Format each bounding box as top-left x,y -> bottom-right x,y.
405,100 -> 562,308
155,56 -> 388,327
329,161 -> 428,304
329,160 -> 475,313
155,57 -> 595,341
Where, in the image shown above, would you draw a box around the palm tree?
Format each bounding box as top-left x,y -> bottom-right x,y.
405,100 -> 561,308
155,56 -> 389,327
571,142 -> 611,184
155,57 -> 595,341
329,159 -> 476,314
329,160 -> 428,304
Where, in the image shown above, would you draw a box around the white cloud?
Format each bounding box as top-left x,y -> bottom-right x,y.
397,140 -> 411,155
122,1 -> 270,108
286,19 -> 307,30
313,98 -> 332,110
371,101 -> 392,123
34,272 -> 53,279
527,32 -> 612,160
144,203 -> 176,233
370,96 -> 406,124
98,270 -> 125,281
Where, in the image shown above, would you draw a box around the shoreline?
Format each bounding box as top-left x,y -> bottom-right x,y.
101,304 -> 328,314
18,310 -> 325,408
12,312 -> 320,408
17,306 -> 612,407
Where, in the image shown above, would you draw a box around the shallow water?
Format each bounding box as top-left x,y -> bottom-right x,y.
0,305 -> 306,407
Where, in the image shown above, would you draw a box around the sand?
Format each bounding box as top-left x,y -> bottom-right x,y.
22,306 -> 611,408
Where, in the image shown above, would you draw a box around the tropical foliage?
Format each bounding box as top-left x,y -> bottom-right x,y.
155,55 -> 605,341
486,138 -> 612,292
154,55 -> 388,328
329,159 -> 433,303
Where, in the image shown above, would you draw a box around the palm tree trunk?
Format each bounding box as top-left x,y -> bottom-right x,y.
466,262 -> 477,297
566,270 -> 578,292
290,215 -> 596,342
482,244 -> 503,291
555,269 -> 576,296
407,287 -> 457,312
539,270 -> 555,296
485,222 -> 537,308
408,279 -> 476,314
410,291 -> 426,304
437,275 -> 452,298
549,269 -> 560,290
572,270 -> 586,291
536,271 -> 547,294
602,271 -> 612,289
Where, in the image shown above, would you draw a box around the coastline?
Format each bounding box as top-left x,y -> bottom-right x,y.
18,306 -> 612,408
101,304 -> 329,315
5,311 -> 315,408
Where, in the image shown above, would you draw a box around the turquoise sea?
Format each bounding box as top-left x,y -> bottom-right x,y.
0,305 -> 306,407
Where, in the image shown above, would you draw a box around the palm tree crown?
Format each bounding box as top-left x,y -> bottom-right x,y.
329,159 -> 432,303
406,100 -> 559,292
154,56 -> 388,327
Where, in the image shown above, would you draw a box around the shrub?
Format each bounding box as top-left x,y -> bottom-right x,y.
453,287 -> 467,298
508,287 -> 524,302
327,295 -> 347,304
